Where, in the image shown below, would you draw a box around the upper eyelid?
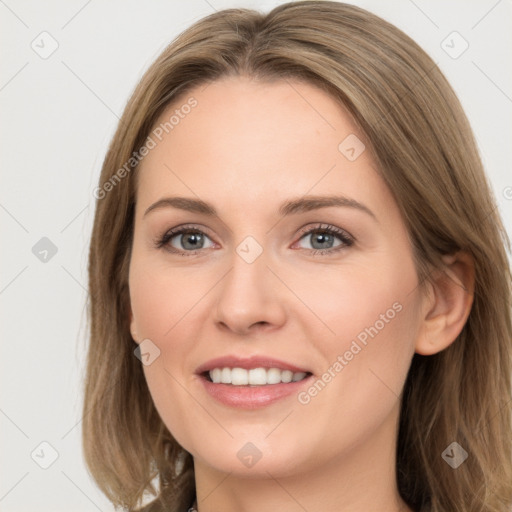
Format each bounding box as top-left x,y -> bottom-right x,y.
296,223 -> 352,238
163,223 -> 348,236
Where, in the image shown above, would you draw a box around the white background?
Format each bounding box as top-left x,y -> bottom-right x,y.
1,1 -> 511,510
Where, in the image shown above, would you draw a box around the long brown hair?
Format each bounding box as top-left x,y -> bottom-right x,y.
84,2 -> 512,511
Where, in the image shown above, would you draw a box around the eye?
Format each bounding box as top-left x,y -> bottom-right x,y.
155,223 -> 354,257
155,224 -> 215,255
294,223 -> 354,256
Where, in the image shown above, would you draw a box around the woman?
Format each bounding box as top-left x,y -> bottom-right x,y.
83,2 -> 512,511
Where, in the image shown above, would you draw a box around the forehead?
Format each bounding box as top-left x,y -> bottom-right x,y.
135,76 -> 389,217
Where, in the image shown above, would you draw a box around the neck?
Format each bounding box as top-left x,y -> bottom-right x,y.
192,401 -> 413,512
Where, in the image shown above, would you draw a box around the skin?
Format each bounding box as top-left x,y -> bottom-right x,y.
128,76 -> 474,512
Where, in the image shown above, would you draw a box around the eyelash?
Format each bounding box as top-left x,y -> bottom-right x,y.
154,223 -> 355,257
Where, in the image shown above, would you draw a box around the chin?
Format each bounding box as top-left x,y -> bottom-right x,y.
196,448 -> 303,478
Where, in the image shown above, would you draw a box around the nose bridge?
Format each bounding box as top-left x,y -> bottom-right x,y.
213,234 -> 286,333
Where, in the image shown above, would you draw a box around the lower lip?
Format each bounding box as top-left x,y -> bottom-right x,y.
199,374 -> 313,409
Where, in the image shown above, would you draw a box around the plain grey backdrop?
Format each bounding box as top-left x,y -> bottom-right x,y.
1,0 -> 511,510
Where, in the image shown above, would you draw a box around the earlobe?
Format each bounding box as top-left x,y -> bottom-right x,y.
415,252 -> 475,356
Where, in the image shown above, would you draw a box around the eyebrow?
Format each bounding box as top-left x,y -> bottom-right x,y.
143,195 -> 377,221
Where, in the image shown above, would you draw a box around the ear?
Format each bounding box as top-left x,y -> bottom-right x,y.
415,252 -> 475,355
129,308 -> 140,344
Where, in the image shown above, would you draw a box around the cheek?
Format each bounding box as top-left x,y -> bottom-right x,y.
292,276 -> 419,458
129,253 -> 198,341
129,257 -> 207,443
298,257 -> 416,346
303,254 -> 420,391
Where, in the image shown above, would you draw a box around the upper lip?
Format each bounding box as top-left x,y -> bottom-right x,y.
196,355 -> 311,375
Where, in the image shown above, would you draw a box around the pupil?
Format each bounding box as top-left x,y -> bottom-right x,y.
183,233 -> 202,250
312,232 -> 332,249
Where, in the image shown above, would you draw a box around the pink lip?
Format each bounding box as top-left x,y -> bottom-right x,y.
195,355 -> 313,409
198,374 -> 314,409
195,355 -> 310,374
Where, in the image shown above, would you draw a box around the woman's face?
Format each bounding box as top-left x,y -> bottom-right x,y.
129,76 -> 424,477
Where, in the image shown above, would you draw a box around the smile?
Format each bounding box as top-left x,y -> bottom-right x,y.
206,367 -> 310,386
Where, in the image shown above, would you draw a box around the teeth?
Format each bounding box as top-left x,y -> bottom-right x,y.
249,368 -> 267,385
221,368 -> 231,384
231,367 -> 248,385
208,367 -> 308,385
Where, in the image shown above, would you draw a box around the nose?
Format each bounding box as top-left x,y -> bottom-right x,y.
213,245 -> 287,336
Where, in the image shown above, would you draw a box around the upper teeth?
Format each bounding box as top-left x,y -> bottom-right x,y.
209,367 -> 308,386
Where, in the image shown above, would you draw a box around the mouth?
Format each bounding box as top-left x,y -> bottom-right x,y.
201,367 -> 312,386
195,355 -> 314,409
